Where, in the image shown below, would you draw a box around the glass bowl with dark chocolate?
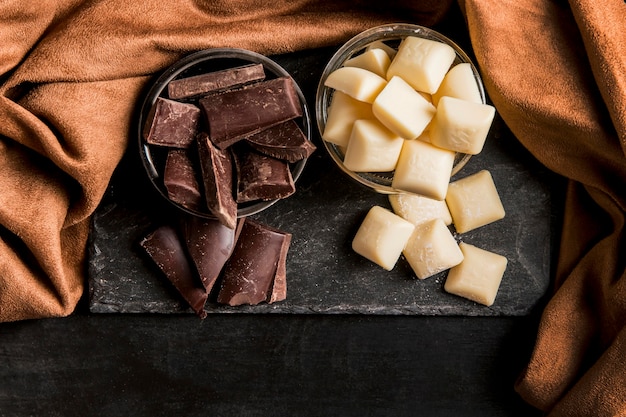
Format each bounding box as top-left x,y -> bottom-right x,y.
315,24 -> 486,196
138,48 -> 314,223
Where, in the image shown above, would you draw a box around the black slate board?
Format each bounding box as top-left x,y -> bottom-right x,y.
88,47 -> 558,316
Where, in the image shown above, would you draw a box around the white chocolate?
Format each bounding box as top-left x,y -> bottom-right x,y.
444,242 -> 507,306
431,63 -> 482,107
366,41 -> 397,59
392,139 -> 455,200
352,205 -> 415,271
386,36 -> 456,94
389,193 -> 452,226
343,119 -> 404,172
446,170 -> 505,233
372,76 -> 436,140
429,96 -> 496,155
343,48 -> 391,78
324,66 -> 387,103
402,218 -> 463,280
323,91 -> 374,147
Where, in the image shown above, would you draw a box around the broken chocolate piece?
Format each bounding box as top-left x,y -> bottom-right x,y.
163,149 -> 203,212
217,219 -> 291,306
232,146 -> 295,203
139,224 -> 207,318
180,215 -> 245,294
199,77 -> 303,149
167,63 -> 266,100
143,97 -> 200,148
197,132 -> 237,229
246,120 -> 316,163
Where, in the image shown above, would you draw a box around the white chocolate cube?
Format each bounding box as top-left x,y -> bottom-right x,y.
343,48 -> 391,78
429,96 -> 496,155
323,91 -> 374,147
372,76 -> 436,140
386,36 -> 456,94
389,193 -> 452,226
446,170 -> 505,233
402,218 -> 463,280
431,63 -> 483,107
392,139 -> 455,200
352,206 -> 415,271
343,119 -> 404,172
366,41 -> 397,59
444,242 -> 507,306
324,66 -> 387,103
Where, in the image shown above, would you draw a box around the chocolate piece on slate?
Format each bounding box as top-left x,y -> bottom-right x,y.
139,224 -> 207,318
232,146 -> 295,203
246,120 -> 316,163
167,63 -> 266,100
180,215 -> 245,294
199,77 -> 302,149
197,132 -> 237,229
217,219 -> 292,306
143,97 -> 200,148
163,149 -> 203,211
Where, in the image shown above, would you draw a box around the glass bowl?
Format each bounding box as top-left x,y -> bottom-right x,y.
137,48 -> 312,219
315,23 -> 486,195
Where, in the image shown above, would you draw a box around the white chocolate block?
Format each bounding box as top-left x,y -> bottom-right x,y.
386,36 -> 456,94
446,170 -> 505,233
429,96 -> 496,155
324,66 -> 387,103
352,206 -> 415,271
366,41 -> 397,59
444,242 -> 507,306
343,48 -> 391,78
431,63 -> 483,107
389,193 -> 452,226
402,218 -> 463,280
392,139 -> 455,200
323,91 -> 374,147
343,119 -> 404,172
372,76 -> 436,140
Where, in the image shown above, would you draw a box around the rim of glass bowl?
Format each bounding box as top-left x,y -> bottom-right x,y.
138,47 -> 312,219
315,23 -> 486,195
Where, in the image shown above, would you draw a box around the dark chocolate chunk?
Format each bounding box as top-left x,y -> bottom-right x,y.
197,132 -> 237,229
246,120 -> 316,163
217,219 -> 291,306
179,215 -> 245,294
139,224 -> 207,318
199,77 -> 302,149
163,149 -> 203,211
143,97 -> 200,148
167,63 -> 266,100
232,146 -> 295,203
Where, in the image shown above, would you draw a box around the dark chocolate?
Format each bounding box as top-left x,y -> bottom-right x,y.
232,146 -> 295,203
217,219 -> 291,306
246,120 -> 316,163
199,77 -> 302,149
143,97 -> 200,148
167,63 -> 266,100
197,132 -> 237,229
163,149 -> 203,212
139,224 -> 207,318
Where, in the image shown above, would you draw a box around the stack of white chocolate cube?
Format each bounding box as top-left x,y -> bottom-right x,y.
322,35 -> 507,307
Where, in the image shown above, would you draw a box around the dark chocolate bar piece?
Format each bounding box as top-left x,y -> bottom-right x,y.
197,132 -> 237,229
139,224 -> 207,318
143,97 -> 200,148
180,216 -> 245,294
246,120 -> 316,163
167,63 -> 266,100
199,77 -> 302,149
163,149 -> 203,212
217,219 -> 291,306
232,146 -> 295,203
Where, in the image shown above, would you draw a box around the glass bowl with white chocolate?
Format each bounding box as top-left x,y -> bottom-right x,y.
316,23 -> 493,199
